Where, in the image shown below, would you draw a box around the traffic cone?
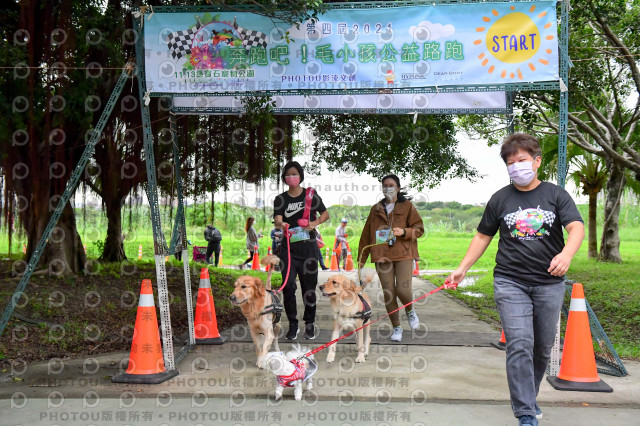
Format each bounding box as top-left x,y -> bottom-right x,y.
83,244 -> 87,254
22,244 -> 26,254
265,247 -> 272,272
329,248 -> 339,272
325,247 -> 330,266
193,268 -> 225,345
219,246 -> 223,266
111,279 -> 178,384
547,283 -> 612,392
138,244 -> 142,260
345,246 -> 354,271
251,245 -> 261,270
412,260 -> 420,276
491,329 -> 506,351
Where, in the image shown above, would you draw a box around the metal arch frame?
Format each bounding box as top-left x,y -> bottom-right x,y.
0,1 -> 571,378
154,83 -> 562,98
151,0 -> 548,14
171,106 -> 511,115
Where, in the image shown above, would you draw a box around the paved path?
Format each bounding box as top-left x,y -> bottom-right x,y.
1,271 -> 638,425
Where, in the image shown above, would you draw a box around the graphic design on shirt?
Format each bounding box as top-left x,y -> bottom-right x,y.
284,201 -> 304,218
504,206 -> 556,240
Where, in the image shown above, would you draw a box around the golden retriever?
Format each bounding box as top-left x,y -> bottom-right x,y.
229,255 -> 282,368
319,270 -> 375,364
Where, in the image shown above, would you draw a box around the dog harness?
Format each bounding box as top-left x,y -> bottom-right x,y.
351,293 -> 372,325
276,357 -> 317,387
260,290 -> 283,324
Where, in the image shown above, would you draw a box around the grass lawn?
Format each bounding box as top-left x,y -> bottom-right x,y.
0,259 -> 281,368
428,234 -> 640,360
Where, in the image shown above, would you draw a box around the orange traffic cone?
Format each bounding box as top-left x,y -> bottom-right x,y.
491,329 -> 506,351
251,246 -> 261,270
412,260 -> 420,276
112,279 -> 178,384
194,268 -> 226,345
325,247 -> 330,266
265,247 -> 272,272
219,245 -> 223,266
329,248 -> 339,271
345,245 -> 354,271
547,283 -> 612,392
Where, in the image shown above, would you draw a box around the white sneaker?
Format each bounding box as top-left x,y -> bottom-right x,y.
407,310 -> 419,330
390,327 -> 403,342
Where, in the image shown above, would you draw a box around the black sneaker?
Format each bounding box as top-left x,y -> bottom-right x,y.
285,323 -> 299,340
304,323 -> 316,340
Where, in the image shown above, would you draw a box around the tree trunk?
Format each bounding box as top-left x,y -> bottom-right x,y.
25,201 -> 86,275
587,190 -> 598,258
100,197 -> 126,262
600,162 -> 625,263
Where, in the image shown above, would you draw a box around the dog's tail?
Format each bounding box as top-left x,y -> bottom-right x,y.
285,343 -> 311,360
359,267 -> 376,289
260,254 -> 281,290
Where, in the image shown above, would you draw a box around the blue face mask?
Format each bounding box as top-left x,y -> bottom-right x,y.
507,159 -> 537,186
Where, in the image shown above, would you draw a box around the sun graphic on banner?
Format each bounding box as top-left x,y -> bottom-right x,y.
473,5 -> 555,80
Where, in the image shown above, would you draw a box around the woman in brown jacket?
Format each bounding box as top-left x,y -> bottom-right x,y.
358,174 -> 425,342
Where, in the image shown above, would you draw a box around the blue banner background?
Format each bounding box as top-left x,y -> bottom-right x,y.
143,1 -> 559,95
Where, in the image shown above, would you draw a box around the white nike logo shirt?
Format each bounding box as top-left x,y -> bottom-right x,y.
284,202 -> 305,218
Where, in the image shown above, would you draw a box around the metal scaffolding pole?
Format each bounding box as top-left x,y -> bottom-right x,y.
134,16 -> 176,371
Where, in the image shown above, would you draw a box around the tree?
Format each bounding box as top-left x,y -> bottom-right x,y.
538,136 -> 607,258
0,0 -> 110,274
526,0 -> 640,262
300,114 -> 479,190
461,0 -> 640,262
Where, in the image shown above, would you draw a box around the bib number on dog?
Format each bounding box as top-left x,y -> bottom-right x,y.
289,226 -> 311,243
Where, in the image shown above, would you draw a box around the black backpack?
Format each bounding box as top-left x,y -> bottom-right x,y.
211,228 -> 222,242
204,226 -> 213,241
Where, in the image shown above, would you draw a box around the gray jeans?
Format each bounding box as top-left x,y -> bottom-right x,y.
493,276 -> 565,418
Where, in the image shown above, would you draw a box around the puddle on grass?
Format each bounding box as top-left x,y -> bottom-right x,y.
458,275 -> 480,288
461,291 -> 485,298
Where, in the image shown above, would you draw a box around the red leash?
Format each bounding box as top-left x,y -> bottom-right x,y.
300,284 -> 446,359
274,224 -> 292,293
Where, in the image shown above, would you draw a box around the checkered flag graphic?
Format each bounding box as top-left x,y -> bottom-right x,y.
167,24 -> 201,60
231,17 -> 268,50
504,212 -> 519,228
236,27 -> 268,49
504,207 -> 556,229
540,208 -> 556,226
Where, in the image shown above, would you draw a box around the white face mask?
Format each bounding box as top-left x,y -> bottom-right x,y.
507,159 -> 537,186
383,187 -> 397,200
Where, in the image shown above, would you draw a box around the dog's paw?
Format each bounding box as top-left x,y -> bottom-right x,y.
274,391 -> 282,400
294,393 -> 302,401
355,354 -> 366,363
326,353 -> 335,363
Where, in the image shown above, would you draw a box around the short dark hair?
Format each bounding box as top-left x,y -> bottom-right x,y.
500,133 -> 542,164
281,161 -> 304,183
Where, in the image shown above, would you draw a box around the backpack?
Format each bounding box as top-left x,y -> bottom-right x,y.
211,228 -> 222,242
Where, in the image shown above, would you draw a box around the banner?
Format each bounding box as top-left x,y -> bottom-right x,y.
171,92 -> 507,114
143,2 -> 559,95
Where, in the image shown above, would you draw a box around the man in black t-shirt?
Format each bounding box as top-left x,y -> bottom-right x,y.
445,134 -> 584,426
274,161 -> 329,341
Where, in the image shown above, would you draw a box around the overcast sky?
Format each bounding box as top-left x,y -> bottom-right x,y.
213,129 -> 586,208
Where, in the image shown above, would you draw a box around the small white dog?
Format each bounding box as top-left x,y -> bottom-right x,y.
263,344 -> 317,401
